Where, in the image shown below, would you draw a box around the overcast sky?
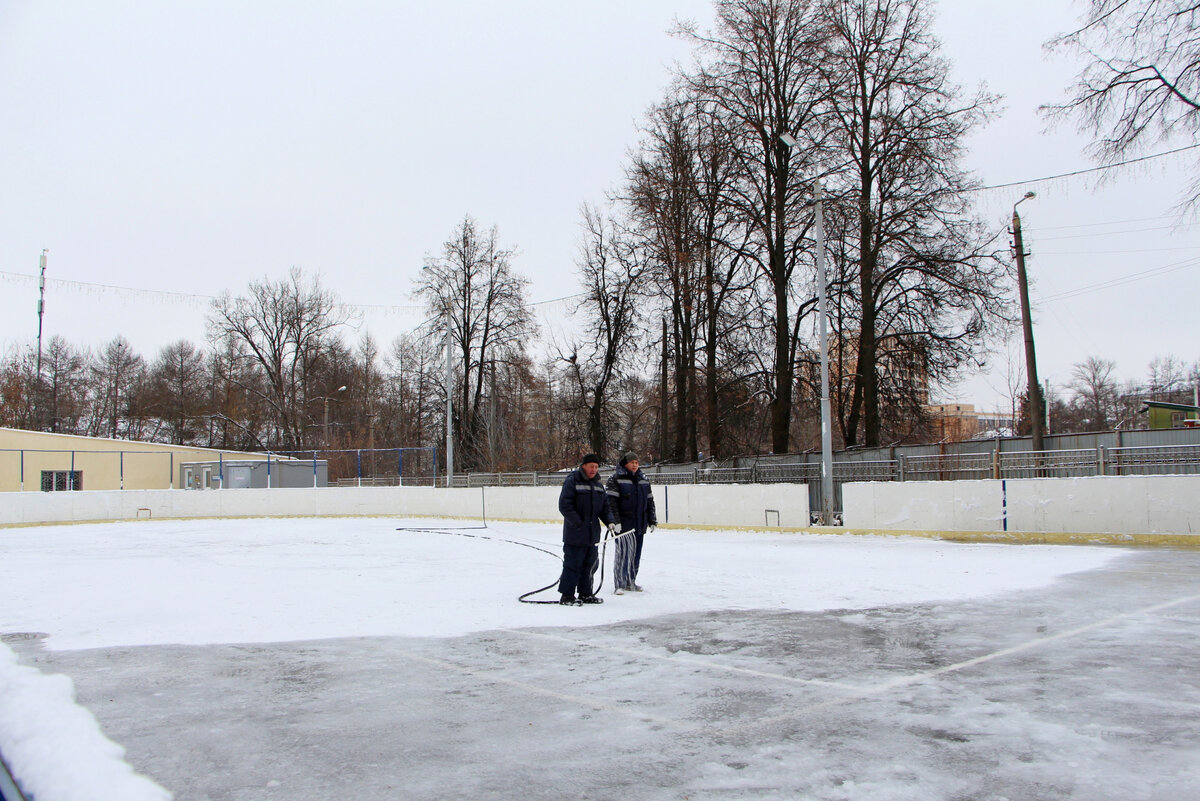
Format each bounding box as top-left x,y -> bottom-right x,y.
1,0 -> 1196,413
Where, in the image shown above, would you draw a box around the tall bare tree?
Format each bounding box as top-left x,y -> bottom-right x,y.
678,0 -> 828,454
1046,0 -> 1200,207
818,0 -> 1004,446
627,97 -> 751,461
415,216 -> 534,471
208,268 -> 349,449
563,206 -> 647,457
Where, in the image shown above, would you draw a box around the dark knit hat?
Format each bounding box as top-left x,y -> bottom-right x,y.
620,452 -> 639,466
580,453 -> 601,466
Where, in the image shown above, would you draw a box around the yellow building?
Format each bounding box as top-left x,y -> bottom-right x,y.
0,428 -> 271,492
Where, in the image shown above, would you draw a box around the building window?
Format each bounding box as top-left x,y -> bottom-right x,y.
41,470 -> 83,492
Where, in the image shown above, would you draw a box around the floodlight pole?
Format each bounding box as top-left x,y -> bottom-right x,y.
322,385 -> 347,447
814,180 -> 834,525
780,132 -> 834,524
444,318 -> 454,486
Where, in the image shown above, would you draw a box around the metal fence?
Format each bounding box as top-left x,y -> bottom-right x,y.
297,429 -> 1200,500
435,444 -> 1200,487
427,439 -> 1200,521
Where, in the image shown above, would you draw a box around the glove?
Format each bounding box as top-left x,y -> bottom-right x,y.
607,522 -> 621,536
648,525 -> 656,534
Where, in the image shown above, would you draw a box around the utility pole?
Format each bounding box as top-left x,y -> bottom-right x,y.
1012,192 -> 1043,452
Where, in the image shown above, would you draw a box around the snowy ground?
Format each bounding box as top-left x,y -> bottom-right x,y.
2,517 -> 1199,800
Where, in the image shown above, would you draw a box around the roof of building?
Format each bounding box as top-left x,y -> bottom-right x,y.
1141,401 -> 1200,413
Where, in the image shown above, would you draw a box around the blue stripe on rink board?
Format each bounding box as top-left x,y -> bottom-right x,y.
1002,479 -> 1008,532
0,752 -> 28,801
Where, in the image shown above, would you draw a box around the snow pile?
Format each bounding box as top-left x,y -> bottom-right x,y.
0,642 -> 171,801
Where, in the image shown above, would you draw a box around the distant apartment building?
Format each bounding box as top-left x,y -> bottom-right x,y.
926,403 -> 1015,442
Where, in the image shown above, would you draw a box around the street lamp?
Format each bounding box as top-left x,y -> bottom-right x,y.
322,385 -> 347,446
1012,191 -> 1043,452
780,132 -> 834,524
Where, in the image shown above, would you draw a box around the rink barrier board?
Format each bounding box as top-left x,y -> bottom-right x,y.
0,476 -> 1196,543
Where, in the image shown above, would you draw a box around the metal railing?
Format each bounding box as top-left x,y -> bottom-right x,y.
1106,443 -> 1200,475
903,452 -> 992,481
431,442 -> 1200,490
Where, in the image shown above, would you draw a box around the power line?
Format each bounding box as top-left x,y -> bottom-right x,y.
1039,255 -> 1200,302
974,143 -> 1200,192
0,269 -> 581,313
1037,245 -> 1200,255
1033,223 -> 1198,241
1027,214 -> 1179,232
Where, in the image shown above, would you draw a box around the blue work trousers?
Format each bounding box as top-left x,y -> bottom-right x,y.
558,543 -> 599,598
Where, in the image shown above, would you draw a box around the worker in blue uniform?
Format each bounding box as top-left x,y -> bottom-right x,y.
557,453 -> 615,605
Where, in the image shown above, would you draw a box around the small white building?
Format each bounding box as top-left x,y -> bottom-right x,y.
180,458 -> 327,489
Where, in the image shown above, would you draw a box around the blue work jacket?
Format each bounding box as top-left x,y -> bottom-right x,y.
559,468 -> 613,546
605,465 -> 657,534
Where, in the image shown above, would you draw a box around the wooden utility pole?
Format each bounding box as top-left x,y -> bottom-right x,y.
1013,193 -> 1043,452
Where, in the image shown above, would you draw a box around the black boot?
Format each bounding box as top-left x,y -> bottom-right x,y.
560,593 -> 580,606
579,595 -> 604,604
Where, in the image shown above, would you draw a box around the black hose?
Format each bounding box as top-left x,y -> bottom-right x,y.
396,524 -> 635,605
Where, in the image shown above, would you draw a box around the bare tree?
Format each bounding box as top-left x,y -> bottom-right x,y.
383,332 -> 442,452
563,206 -> 648,457
414,216 -> 535,471
1045,0 -> 1200,207
677,0 -> 828,454
201,334 -> 267,450
1147,353 -> 1191,399
208,268 -> 349,449
87,336 -> 146,439
1069,356 -> 1121,430
0,338 -> 90,433
148,340 -> 207,444
818,0 -> 1004,446
627,96 -> 752,460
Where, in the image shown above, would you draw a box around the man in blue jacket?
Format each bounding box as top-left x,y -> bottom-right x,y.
605,452 -> 657,593
557,453 -> 615,605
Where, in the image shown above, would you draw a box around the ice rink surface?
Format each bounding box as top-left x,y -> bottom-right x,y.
3,517 -> 1199,800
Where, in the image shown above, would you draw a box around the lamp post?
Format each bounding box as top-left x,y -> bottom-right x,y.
1012,192 -> 1043,452
780,133 -> 834,524
322,385 -> 347,447
444,319 -> 454,487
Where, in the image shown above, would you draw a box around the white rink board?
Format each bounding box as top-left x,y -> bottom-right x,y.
3,476 -> 1196,538
658,483 -> 809,528
843,475 -> 1200,537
